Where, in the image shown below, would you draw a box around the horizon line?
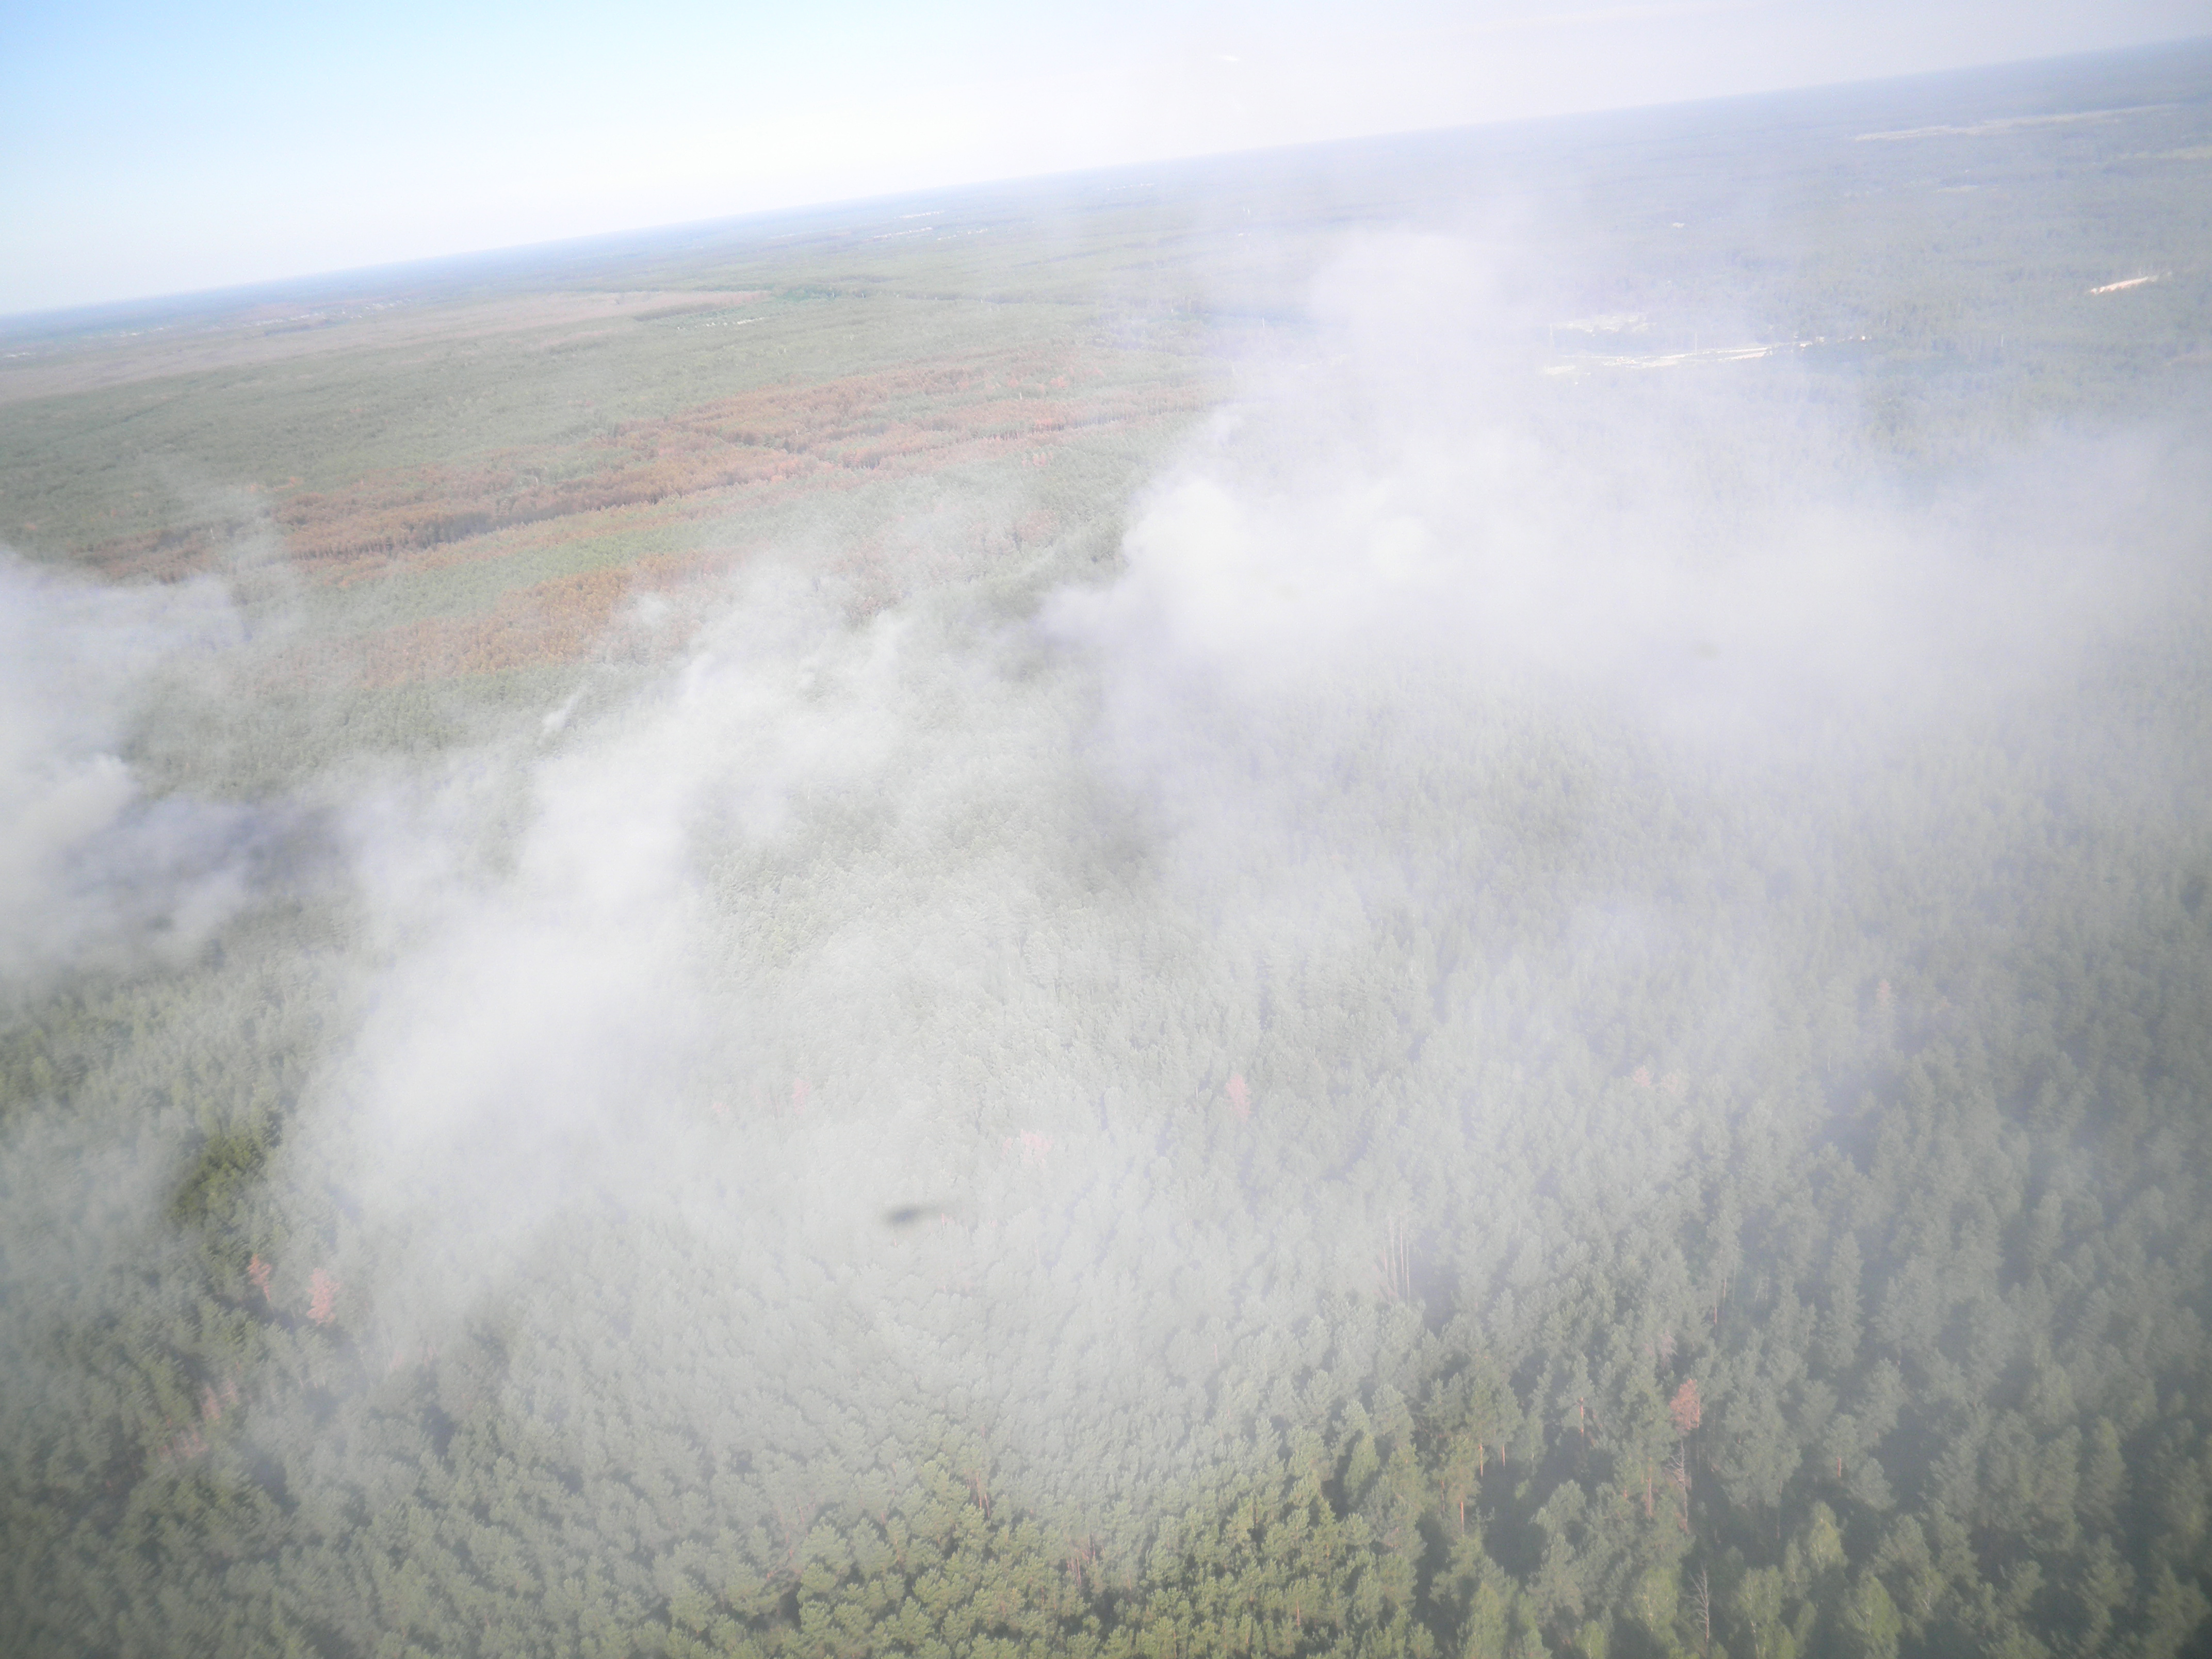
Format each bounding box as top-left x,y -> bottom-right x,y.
6,29 -> 2207,332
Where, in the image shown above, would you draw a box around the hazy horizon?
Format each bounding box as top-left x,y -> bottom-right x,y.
5,7 -> 2209,315
3,33 -> 2208,1659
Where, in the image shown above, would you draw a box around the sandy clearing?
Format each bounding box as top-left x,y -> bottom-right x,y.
1855,103 -> 2174,142
1544,340 -> 1804,375
1556,312 -> 1648,335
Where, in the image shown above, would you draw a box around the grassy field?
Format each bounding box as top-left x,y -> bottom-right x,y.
7,45 -> 2207,739
4,43 -> 2207,1041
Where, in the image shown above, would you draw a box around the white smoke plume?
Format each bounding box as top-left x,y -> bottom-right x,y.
210,229 -> 2204,1542
5,223 -> 2203,1560
0,553 -> 266,987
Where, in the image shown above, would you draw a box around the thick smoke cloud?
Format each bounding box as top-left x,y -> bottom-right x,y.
218,229 -> 2207,1539
0,552 -> 266,987
6,220 -> 2205,1598
1066,233 -> 2187,752
1051,233 -> 2203,1024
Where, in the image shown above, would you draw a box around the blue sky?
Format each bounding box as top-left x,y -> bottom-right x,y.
2,0 -> 2203,314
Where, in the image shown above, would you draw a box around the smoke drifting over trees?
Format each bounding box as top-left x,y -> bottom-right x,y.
0,559 -> 270,983
3,41 -> 2211,1659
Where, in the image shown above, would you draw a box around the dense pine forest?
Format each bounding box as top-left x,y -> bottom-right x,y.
4,41 -> 2211,1659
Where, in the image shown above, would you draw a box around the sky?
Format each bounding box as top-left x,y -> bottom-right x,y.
2,0 -> 2205,315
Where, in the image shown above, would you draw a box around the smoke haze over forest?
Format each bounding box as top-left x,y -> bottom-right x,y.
3,38 -> 2212,1659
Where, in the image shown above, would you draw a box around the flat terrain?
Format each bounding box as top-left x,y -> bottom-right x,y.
4,40 -> 2212,1659
7,45 -> 2208,745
